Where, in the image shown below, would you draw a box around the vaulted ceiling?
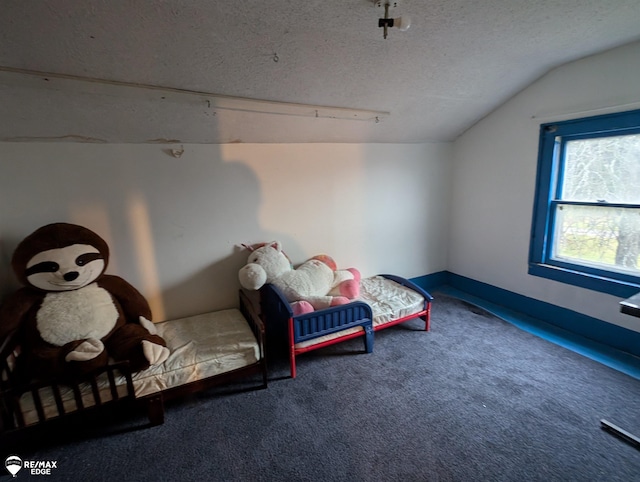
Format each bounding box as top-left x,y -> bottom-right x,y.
2,1 -> 640,144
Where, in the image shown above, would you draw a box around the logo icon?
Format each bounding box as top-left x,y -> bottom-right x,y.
5,455 -> 22,477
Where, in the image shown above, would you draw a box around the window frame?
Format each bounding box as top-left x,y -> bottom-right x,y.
529,109 -> 640,298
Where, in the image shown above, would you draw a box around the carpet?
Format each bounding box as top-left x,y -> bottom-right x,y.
3,293 -> 639,481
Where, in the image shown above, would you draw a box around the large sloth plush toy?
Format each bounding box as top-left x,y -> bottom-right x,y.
0,223 -> 169,379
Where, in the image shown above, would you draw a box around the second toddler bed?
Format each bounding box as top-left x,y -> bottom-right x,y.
0,290 -> 267,438
260,274 -> 433,378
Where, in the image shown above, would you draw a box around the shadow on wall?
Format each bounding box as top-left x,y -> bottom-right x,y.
220,144 -> 369,276
142,154 -> 268,320
0,143 -> 378,320
159,243 -> 255,320
0,146 -> 268,321
0,235 -> 22,300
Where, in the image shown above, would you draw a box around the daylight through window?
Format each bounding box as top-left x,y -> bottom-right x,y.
529,109 -> 640,296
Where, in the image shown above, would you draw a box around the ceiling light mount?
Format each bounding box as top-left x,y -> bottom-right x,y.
374,1 -> 411,39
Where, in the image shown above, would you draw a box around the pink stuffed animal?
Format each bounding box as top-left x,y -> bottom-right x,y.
238,241 -> 360,316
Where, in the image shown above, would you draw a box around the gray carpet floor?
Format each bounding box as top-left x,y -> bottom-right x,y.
3,292 -> 640,481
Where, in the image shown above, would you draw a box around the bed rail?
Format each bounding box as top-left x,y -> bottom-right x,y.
0,326 -> 140,437
379,274 -> 434,330
239,288 -> 268,387
3,362 -> 135,430
260,283 -> 373,378
292,302 -> 373,345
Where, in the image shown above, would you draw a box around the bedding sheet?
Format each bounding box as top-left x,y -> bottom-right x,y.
15,308 -> 260,427
360,275 -> 426,327
294,275 -> 426,349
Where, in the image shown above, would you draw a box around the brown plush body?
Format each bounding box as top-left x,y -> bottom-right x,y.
0,223 -> 168,380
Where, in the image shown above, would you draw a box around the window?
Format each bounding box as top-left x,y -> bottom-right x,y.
529,109 -> 640,297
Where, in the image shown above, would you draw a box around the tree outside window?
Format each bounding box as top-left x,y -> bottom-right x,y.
554,134 -> 640,273
529,109 -> 640,297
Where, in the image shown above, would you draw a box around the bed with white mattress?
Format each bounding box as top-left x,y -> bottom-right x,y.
260,274 -> 433,378
0,290 -> 267,435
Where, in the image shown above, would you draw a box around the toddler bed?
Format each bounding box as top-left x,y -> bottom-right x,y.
260,274 -> 433,378
0,290 -> 267,439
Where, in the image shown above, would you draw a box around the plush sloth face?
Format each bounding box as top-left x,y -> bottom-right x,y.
25,244 -> 105,291
12,223 -> 110,292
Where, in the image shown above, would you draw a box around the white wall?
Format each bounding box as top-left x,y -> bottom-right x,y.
0,142 -> 451,321
449,40 -> 640,332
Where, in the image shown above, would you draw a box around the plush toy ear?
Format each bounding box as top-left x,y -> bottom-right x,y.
269,241 -> 282,252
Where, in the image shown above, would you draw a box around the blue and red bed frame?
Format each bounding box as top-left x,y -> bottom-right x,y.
260,274 -> 433,378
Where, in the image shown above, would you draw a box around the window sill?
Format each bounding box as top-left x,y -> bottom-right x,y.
528,263 -> 640,298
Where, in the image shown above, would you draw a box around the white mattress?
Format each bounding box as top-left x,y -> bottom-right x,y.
360,275 -> 426,327
15,308 -> 260,427
294,275 -> 426,349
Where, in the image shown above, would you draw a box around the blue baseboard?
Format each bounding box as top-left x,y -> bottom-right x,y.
410,271 -> 449,291
410,271 -> 640,380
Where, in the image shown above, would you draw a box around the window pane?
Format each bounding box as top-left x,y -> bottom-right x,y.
562,133 -> 640,203
553,204 -> 640,275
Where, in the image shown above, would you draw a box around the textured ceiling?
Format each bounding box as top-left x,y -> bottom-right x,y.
1,0 -> 640,144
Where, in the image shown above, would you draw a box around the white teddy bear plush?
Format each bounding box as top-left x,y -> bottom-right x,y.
238,241 -> 360,315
